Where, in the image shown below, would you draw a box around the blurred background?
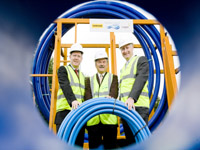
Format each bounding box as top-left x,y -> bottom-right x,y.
0,0 -> 200,150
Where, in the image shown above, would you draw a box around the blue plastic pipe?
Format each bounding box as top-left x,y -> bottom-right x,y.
57,98 -> 151,145
32,0 -> 168,131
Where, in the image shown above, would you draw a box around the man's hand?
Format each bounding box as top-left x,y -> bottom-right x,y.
106,96 -> 111,98
72,100 -> 80,109
125,97 -> 135,110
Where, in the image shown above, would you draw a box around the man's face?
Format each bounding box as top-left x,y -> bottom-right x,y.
120,43 -> 133,61
70,51 -> 83,68
95,58 -> 108,74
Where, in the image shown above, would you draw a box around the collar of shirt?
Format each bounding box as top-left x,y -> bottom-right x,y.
69,64 -> 79,71
126,55 -> 135,67
98,72 -> 106,79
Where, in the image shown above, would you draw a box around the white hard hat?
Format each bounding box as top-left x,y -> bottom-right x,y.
69,43 -> 83,54
94,51 -> 108,61
118,35 -> 134,49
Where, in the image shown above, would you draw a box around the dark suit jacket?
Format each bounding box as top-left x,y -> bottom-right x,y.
84,72 -> 118,100
55,65 -> 79,125
57,65 -> 78,106
129,56 -> 149,102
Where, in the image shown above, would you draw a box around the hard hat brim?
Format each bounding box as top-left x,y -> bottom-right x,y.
95,57 -> 108,61
119,42 -> 133,49
70,50 -> 83,54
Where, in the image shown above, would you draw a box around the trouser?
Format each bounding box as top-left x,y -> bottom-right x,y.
55,110 -> 85,147
87,123 -> 118,149
122,107 -> 149,146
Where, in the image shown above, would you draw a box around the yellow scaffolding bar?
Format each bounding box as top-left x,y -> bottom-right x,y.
49,21 -> 62,133
31,18 -> 178,136
160,25 -> 178,109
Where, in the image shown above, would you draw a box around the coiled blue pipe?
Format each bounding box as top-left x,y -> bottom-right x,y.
57,98 -> 151,145
32,0 -> 168,131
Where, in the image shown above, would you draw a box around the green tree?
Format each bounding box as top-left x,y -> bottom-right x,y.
48,58 -> 53,89
154,97 -> 161,111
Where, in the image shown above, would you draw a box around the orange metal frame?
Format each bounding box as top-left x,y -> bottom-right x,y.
30,18 -> 179,136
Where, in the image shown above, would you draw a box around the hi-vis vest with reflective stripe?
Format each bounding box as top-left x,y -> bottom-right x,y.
56,66 -> 85,112
87,73 -> 118,126
120,56 -> 149,108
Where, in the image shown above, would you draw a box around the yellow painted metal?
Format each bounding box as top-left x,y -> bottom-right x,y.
148,93 -> 154,120
29,68 -> 179,78
30,74 -> 53,77
54,18 -> 90,24
60,60 -> 70,63
62,43 -> 152,48
62,43 -> 111,48
110,32 -> 117,75
105,47 -> 110,72
117,135 -> 126,139
75,23 -> 77,43
160,25 -> 178,109
133,19 -> 160,25
63,48 -> 68,66
154,68 -> 180,74
83,143 -> 89,150
45,18 -> 178,135
149,108 -> 155,121
172,51 -> 177,56
49,22 -> 62,133
54,18 -> 160,25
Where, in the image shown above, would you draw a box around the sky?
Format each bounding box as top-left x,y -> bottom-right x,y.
60,5 -> 181,98
61,2 -> 158,77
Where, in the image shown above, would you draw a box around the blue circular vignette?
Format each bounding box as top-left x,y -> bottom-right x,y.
32,0 -> 169,131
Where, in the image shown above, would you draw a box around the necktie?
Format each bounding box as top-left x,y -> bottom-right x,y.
75,69 -> 79,77
99,74 -> 103,83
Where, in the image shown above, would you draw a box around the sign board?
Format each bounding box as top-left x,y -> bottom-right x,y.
90,19 -> 133,32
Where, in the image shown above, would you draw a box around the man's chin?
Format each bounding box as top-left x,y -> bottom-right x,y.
99,69 -> 106,73
124,56 -> 129,59
73,63 -> 79,66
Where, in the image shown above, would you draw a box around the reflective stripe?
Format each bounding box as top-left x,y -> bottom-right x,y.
107,73 -> 112,92
120,91 -> 149,99
90,73 -> 112,97
57,94 -> 64,100
65,67 -> 85,89
93,91 -> 109,97
74,94 -> 83,100
120,56 -> 149,108
119,57 -> 138,83
120,74 -> 136,84
88,73 -> 117,126
72,83 -> 85,89
140,91 -> 149,97
56,65 -> 85,112
65,66 -> 85,100
65,66 -> 73,83
90,76 -> 94,97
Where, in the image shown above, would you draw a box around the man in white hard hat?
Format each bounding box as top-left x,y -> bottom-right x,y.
119,35 -> 150,146
85,50 -> 118,149
55,43 -> 85,147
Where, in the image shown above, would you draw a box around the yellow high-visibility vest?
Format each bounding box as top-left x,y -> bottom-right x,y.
56,66 -> 85,112
120,56 -> 149,108
87,73 -> 118,126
